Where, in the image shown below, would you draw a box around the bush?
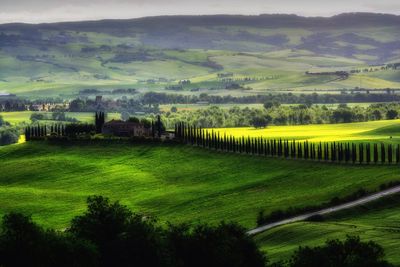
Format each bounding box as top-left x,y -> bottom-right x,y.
0,115 -> 10,127
289,236 -> 393,267
0,128 -> 19,146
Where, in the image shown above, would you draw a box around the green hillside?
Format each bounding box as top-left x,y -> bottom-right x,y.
255,194 -> 400,265
0,141 -> 399,230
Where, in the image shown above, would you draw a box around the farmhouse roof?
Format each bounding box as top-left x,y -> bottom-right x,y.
103,119 -> 143,126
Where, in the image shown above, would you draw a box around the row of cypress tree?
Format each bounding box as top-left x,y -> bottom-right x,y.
25,123 -> 98,141
25,124 -> 65,141
175,122 -> 400,164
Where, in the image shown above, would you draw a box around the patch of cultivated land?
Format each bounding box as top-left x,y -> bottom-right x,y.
255,194 -> 400,265
0,141 -> 399,230
211,119 -> 400,143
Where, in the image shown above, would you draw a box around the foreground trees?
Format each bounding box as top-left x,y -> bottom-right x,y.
0,196 -> 266,267
0,196 -> 392,267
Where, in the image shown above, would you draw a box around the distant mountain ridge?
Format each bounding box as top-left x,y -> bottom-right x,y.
2,13 -> 400,62
1,12 -> 400,29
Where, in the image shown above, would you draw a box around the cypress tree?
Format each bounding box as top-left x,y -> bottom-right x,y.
304,141 -> 308,160
298,142 -> 302,159
324,143 -> 329,161
373,144 -> 378,164
366,144 -> 371,164
318,142 -> 322,161
24,127 -> 29,141
291,140 -> 296,158
359,143 -> 364,164
397,144 -> 400,164
344,143 -> 349,163
381,143 -> 386,164
285,140 -> 289,158
388,144 -> 393,164
263,139 -> 267,156
206,132 -> 210,149
351,143 -> 356,164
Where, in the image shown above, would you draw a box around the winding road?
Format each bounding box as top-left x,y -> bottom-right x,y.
247,185 -> 400,235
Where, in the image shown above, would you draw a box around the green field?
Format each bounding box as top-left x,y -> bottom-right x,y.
211,119 -> 400,143
0,111 -> 121,125
0,141 -> 399,231
255,194 -> 400,265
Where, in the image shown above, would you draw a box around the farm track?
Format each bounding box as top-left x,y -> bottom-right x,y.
247,185 -> 400,235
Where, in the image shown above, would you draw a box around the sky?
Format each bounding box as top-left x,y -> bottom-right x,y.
0,0 -> 399,24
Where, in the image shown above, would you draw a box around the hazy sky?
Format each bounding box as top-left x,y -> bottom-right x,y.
0,0 -> 399,24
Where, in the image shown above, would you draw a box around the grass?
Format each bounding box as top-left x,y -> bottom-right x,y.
0,141 -> 399,231
211,119 -> 400,143
255,194 -> 400,265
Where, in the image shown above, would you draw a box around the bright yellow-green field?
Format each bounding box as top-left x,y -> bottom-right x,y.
0,111 -> 121,125
212,119 -> 400,143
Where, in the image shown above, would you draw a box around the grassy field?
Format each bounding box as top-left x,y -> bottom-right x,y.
211,119 -> 400,143
255,194 -> 400,265
0,141 -> 399,231
0,111 -> 121,125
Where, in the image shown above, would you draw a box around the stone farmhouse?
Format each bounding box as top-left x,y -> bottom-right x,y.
102,119 -> 152,137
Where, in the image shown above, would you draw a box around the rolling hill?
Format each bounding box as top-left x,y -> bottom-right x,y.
1,13 -> 400,97
0,141 -> 399,230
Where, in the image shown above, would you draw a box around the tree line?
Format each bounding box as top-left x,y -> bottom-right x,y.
175,122 -> 400,165
163,103 -> 400,128
25,124 -> 97,140
143,92 -> 400,105
0,195 -> 392,267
